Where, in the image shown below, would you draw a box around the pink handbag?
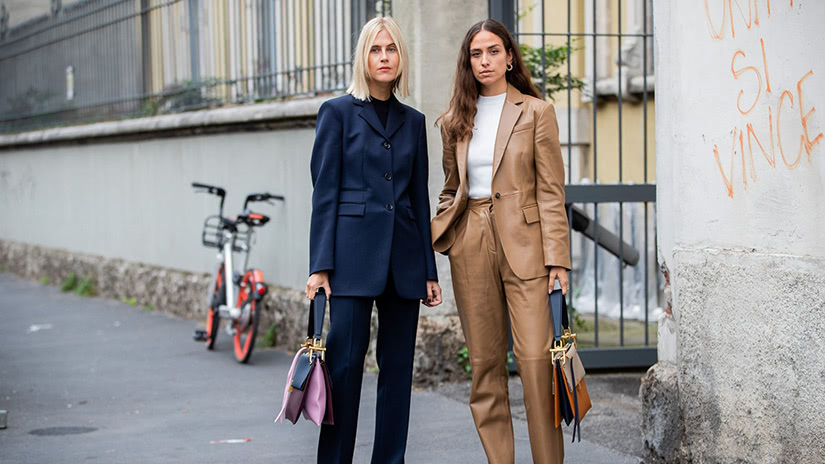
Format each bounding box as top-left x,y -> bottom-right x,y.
275,289 -> 334,426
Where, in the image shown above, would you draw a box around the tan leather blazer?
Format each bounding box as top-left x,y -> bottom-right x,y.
431,85 -> 571,280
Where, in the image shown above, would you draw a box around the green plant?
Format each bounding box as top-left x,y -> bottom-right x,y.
257,323 -> 278,348
519,41 -> 585,101
569,304 -> 589,332
39,277 -> 49,285
121,297 -> 138,306
142,305 -> 154,312
61,273 -> 77,292
74,276 -> 95,297
141,78 -> 222,117
457,346 -> 472,379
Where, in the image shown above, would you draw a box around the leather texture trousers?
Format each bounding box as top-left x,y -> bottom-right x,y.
448,197 -> 563,464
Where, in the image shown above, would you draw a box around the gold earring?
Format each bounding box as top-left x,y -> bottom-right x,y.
506,63 -> 513,71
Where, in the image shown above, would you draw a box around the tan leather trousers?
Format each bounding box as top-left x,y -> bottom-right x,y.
448,197 -> 564,464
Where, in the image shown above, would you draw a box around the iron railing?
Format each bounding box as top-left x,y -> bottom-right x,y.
0,0 -> 392,134
492,0 -> 660,369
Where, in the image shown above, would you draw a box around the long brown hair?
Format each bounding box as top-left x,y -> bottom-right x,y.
437,19 -> 538,143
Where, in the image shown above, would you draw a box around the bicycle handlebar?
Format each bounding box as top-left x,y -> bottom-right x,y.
193,182 -> 284,220
192,182 -> 227,217
243,192 -> 285,209
191,182 -> 226,197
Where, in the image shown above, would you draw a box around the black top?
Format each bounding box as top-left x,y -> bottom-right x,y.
371,95 -> 391,128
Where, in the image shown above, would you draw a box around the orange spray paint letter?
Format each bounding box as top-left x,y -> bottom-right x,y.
731,50 -> 762,115
796,70 -> 824,161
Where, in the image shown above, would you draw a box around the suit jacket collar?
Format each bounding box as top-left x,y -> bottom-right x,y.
457,84 -> 525,188
492,84 -> 524,178
352,93 -> 406,140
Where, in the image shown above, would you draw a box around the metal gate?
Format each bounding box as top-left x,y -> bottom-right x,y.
0,0 -> 391,134
491,0 -> 659,369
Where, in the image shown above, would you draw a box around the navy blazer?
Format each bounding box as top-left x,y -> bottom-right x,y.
309,94 -> 438,299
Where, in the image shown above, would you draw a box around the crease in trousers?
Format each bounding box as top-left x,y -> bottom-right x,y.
317,270 -> 420,464
448,197 -> 564,464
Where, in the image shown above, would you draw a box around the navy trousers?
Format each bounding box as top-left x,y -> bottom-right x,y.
317,273 -> 420,464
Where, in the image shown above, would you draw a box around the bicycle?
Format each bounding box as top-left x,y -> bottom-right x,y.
191,182 -> 284,363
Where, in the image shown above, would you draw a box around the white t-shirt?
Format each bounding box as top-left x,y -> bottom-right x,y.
467,92 -> 506,199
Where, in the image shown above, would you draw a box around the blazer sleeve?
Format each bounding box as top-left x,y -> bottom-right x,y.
436,125 -> 459,215
308,101 -> 343,275
411,116 -> 438,281
534,103 -> 572,270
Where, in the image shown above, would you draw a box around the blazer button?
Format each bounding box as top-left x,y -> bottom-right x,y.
384,173 -> 392,181
495,192 -> 501,199
386,204 -> 394,211
383,141 -> 391,150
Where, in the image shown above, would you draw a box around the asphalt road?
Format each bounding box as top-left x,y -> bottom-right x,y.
0,273 -> 639,463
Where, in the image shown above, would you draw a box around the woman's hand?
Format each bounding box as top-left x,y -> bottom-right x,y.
423,280 -> 442,307
306,271 -> 331,300
548,267 -> 569,295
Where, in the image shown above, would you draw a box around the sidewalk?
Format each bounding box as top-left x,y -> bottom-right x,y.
0,273 -> 640,463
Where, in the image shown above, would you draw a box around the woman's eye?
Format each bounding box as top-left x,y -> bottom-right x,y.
491,49 -> 499,54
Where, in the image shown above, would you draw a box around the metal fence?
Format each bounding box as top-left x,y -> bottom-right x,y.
492,0 -> 659,369
0,0 -> 392,134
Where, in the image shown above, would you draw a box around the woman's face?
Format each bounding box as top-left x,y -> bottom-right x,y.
469,29 -> 512,89
368,29 -> 399,85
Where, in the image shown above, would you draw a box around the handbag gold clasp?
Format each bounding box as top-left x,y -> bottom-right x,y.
549,340 -> 567,365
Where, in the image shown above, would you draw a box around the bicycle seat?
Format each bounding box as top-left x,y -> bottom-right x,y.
239,212 -> 270,227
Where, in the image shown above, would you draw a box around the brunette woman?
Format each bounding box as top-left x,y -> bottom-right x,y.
431,19 -> 570,464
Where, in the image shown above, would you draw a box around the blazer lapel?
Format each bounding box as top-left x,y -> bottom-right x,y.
492,85 -> 524,179
354,97 -> 387,139
384,96 -> 406,139
354,94 -> 406,140
456,137 -> 469,194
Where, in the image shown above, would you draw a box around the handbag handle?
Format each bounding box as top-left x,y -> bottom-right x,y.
307,288 -> 327,342
549,289 -> 569,344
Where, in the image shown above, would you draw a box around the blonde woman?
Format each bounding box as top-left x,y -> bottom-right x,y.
305,16 -> 442,464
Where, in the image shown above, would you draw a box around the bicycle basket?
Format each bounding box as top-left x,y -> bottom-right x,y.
201,215 -> 224,248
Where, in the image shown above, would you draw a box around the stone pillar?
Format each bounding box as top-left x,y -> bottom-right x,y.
647,1 -> 825,462
395,0 -> 487,315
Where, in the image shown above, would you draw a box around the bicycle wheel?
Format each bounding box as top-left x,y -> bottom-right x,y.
233,296 -> 260,363
205,265 -> 225,350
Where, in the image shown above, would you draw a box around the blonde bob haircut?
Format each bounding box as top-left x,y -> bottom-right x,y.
347,16 -> 410,101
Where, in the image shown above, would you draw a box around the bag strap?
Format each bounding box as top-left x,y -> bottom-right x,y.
549,289 -> 569,344
550,289 -> 583,443
569,360 -> 582,443
307,289 -> 327,341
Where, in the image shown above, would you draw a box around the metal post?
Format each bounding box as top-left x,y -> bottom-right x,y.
489,0 -> 515,33
188,0 -> 200,83
140,0 -> 152,95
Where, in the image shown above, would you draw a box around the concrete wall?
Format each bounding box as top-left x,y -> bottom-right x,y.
653,1 -> 825,462
0,121 -> 316,291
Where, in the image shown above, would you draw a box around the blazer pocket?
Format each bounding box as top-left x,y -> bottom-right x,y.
338,203 -> 366,216
405,206 -> 416,220
512,122 -> 533,134
522,204 -> 540,224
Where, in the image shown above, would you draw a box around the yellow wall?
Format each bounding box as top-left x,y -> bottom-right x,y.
519,0 -> 656,184
589,98 -> 655,184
